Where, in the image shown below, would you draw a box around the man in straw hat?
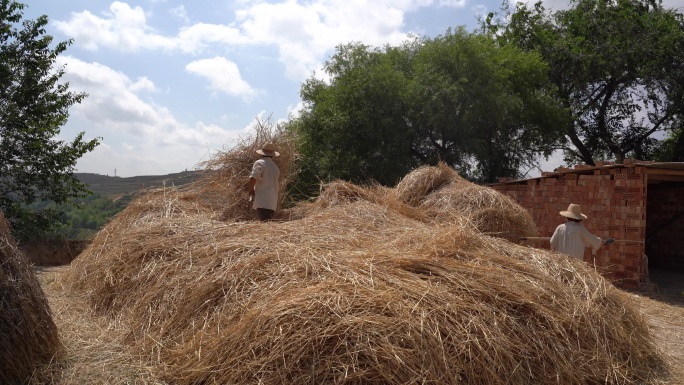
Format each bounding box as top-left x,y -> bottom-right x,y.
550,203 -> 613,260
249,143 -> 280,221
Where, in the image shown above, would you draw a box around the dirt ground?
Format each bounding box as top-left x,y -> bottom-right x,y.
639,267 -> 684,385
33,265 -> 684,385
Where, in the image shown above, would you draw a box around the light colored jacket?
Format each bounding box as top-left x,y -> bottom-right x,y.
249,157 -> 280,211
550,221 -> 602,260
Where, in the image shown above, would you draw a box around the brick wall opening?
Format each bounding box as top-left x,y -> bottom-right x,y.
646,181 -> 684,271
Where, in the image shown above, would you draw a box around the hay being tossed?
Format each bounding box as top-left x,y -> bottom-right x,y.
103,116 -> 299,232
0,211 -> 61,384
64,174 -> 667,384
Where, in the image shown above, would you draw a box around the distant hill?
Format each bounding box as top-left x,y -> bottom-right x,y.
75,171 -> 202,204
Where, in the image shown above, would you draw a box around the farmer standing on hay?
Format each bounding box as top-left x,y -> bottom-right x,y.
249,143 -> 281,221
550,203 -> 613,260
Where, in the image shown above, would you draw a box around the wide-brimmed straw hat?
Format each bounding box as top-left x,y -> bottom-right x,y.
560,203 -> 587,220
256,143 -> 280,157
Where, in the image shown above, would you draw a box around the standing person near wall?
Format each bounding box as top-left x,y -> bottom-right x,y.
248,143 -> 280,221
550,203 -> 613,260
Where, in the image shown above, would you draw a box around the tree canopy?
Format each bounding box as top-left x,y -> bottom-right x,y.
487,0 -> 684,165
289,27 -> 566,192
0,0 -> 99,240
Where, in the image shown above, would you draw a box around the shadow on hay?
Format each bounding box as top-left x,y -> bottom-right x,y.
62,146 -> 668,384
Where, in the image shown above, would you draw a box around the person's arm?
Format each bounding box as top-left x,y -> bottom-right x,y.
550,225 -> 560,251
582,228 -> 603,251
249,177 -> 256,197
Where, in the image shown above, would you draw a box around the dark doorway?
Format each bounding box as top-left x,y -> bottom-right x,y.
645,181 -> 684,297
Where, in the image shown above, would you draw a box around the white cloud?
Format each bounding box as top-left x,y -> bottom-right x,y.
176,23 -> 247,53
287,100 -> 306,119
129,77 -> 157,92
235,0 -> 413,79
185,57 -> 257,99
56,56 -> 244,176
53,0 -> 454,80
54,2 -> 176,52
437,0 -> 467,6
169,5 -> 189,23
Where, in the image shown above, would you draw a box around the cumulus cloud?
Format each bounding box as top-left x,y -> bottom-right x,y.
168,5 -> 189,23
49,0 -> 481,175
234,0 -> 413,79
53,0 -> 469,80
185,57 -> 257,99
437,0 -> 467,6
54,2 -> 177,52
56,56 -> 243,176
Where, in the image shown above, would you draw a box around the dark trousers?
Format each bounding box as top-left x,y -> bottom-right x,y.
256,208 -> 275,221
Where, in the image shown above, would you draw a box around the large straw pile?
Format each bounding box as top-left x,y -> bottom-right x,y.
0,211 -> 62,384
63,160 -> 667,384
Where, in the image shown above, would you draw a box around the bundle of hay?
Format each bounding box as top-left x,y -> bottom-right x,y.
0,211 -> 61,384
394,163 -> 539,237
105,116 -> 299,231
65,197 -> 666,384
197,115 -> 299,222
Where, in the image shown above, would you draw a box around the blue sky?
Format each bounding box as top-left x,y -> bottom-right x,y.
20,0 -> 684,177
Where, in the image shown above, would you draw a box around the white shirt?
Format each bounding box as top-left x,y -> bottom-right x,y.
550,221 -> 602,260
249,157 -> 280,211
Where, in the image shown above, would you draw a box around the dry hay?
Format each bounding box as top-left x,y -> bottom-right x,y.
394,163 -> 539,237
0,211 -> 61,384
64,197 -> 667,384
103,115 -> 299,233
197,115 -> 299,222
32,267 -> 161,385
394,162 -> 461,206
281,180 -> 428,222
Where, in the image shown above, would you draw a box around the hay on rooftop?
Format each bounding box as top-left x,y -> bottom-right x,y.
65,192 -> 666,384
0,211 -> 62,385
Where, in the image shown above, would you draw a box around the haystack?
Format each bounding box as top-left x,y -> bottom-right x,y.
282,180 -> 428,222
0,211 -> 61,384
394,163 -> 539,237
65,188 -> 666,384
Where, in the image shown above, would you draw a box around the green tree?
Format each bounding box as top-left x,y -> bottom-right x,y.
408,28 -> 566,180
487,0 -> 684,166
292,42 -> 417,191
289,27 -> 565,189
654,122 -> 684,161
1,0 -> 100,240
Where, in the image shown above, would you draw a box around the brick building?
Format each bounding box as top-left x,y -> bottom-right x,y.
493,160 -> 684,290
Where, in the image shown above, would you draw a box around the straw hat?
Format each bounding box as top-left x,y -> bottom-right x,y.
256,143 -> 280,157
560,203 -> 587,220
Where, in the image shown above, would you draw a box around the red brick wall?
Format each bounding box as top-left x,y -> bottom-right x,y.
494,166 -> 647,289
646,183 -> 684,270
